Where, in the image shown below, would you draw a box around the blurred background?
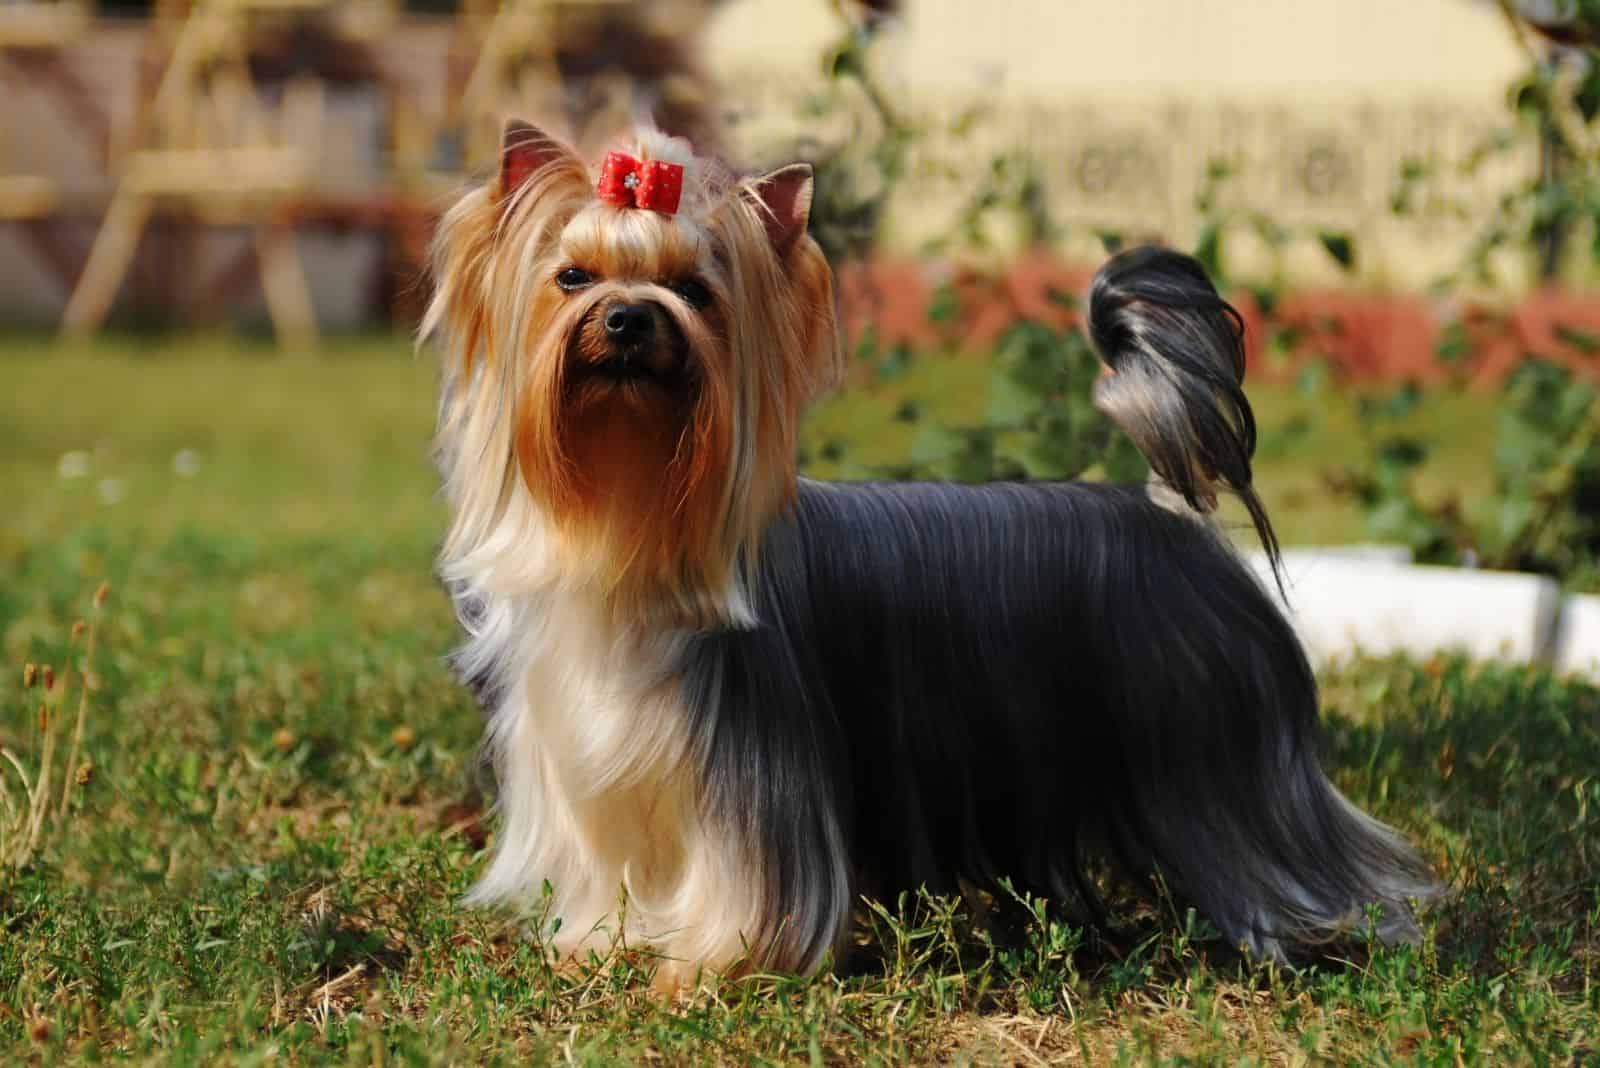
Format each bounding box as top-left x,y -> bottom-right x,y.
4,0 -> 1600,584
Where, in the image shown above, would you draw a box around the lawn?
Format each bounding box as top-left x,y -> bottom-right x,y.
1,334 -> 1596,1064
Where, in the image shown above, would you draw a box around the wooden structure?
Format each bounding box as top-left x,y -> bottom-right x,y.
0,1 -> 716,344
56,2 -> 385,349
0,0 -> 89,220
0,2 -> 94,301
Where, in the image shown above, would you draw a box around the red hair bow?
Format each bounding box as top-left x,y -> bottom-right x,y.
596,152 -> 684,215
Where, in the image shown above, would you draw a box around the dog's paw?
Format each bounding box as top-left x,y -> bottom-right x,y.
647,957 -> 704,1000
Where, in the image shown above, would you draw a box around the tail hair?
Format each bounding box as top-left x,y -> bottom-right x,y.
1088,246 -> 1282,584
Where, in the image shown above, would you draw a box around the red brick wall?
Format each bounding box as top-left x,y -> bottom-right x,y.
838,254 -> 1600,386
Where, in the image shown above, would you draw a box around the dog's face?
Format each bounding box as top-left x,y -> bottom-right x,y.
514,179 -> 731,587
425,122 -> 841,622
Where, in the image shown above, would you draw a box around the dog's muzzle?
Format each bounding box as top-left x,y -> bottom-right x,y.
576,299 -> 687,385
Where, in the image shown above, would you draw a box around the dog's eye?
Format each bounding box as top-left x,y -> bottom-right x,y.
670,278 -> 712,309
555,267 -> 594,291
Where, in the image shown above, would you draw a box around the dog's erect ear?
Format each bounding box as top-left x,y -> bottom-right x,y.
745,163 -> 814,257
498,119 -> 584,203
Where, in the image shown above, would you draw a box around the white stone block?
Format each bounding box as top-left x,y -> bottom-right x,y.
1555,594 -> 1600,679
1245,544 -> 1413,576
1242,557 -> 1562,665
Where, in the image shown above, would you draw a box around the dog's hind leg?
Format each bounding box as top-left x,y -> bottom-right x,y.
1086,560 -> 1434,955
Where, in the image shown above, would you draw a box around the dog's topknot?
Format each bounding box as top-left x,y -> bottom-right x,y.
605,126 -> 737,220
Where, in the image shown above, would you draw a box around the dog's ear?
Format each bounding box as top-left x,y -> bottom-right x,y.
498,119 -> 585,204
745,163 -> 814,257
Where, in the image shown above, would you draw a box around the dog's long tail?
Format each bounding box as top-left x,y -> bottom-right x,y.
1085,246 -> 1437,956
1088,246 -> 1283,586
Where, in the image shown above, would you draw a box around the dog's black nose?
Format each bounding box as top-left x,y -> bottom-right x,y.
604,303 -> 655,346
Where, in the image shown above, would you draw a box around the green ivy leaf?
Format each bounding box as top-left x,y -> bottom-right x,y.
1246,283 -> 1281,317
1194,222 -> 1223,281
1555,324 -> 1600,355
1045,287 -> 1080,311
1101,433 -> 1150,485
926,283 -> 961,325
873,344 -> 914,383
908,424 -> 964,466
853,323 -> 879,362
950,431 -> 997,483
1294,359 -> 1329,398
1512,76 -> 1545,119
1319,232 -> 1355,270
1365,496 -> 1445,559
1370,382 -> 1423,422
1435,321 -> 1473,365
987,369 -> 1042,429
1257,413 -> 1313,461
1492,491 -> 1538,550
1375,437 -> 1428,471
1577,62 -> 1600,123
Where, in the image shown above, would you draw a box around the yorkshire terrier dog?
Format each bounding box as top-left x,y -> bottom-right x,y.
423,120 -> 1434,986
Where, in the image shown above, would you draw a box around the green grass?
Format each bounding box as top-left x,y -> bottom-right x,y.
2,335 -> 1596,1064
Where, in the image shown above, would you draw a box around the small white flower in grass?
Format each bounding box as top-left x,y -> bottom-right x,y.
173,449 -> 201,478
97,478 -> 125,505
57,451 -> 90,480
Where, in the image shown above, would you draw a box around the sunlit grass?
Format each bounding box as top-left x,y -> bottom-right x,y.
1,334 -> 1592,1064
5,332 -> 1502,551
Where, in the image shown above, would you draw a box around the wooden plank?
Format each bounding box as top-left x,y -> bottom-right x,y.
123,147 -> 310,197
0,176 -> 60,219
0,4 -> 89,49
254,221 -> 319,353
61,190 -> 151,337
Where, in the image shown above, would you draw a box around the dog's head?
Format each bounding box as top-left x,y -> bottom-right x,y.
424,121 -> 840,624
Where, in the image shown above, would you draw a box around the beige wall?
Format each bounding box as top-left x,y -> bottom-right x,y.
707,0 -> 1556,291
707,0 -> 1527,100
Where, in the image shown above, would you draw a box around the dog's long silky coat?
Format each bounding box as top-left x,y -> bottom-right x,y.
424,122 -> 1434,986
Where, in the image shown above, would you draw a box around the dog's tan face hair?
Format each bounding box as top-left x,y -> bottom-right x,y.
424,121 -> 841,623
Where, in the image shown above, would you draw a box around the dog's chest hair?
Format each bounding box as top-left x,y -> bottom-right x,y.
459,579 -> 717,947
517,593 -> 690,790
